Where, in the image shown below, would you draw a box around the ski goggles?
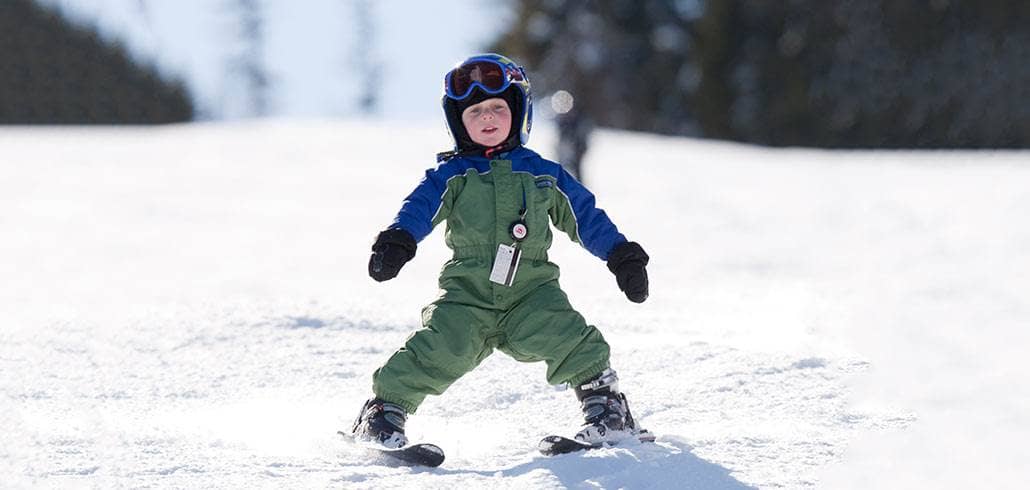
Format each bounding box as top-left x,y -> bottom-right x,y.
444,58 -> 527,100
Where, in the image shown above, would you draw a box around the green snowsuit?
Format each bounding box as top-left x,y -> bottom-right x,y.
372,147 -> 628,413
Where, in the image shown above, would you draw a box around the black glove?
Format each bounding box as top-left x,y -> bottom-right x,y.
368,228 -> 417,282
607,241 -> 649,303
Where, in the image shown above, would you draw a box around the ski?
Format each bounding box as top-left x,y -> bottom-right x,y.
338,431 -> 445,468
538,435 -> 594,455
538,431 -> 656,456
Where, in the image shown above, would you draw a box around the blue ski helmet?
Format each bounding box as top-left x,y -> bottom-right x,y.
442,54 -> 533,153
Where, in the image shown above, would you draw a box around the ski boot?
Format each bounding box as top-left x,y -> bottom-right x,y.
351,397 -> 408,449
573,369 -> 652,445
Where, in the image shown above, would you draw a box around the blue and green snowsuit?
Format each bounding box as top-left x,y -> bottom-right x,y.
372,146 -> 628,413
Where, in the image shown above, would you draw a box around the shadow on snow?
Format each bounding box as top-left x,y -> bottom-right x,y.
434,436 -> 754,489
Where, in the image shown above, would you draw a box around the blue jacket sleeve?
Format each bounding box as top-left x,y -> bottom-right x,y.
388,162 -> 464,242
554,165 -> 627,261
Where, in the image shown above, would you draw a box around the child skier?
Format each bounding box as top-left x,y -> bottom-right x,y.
351,54 -> 651,451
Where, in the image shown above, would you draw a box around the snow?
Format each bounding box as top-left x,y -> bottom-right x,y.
2,121 -> 1029,488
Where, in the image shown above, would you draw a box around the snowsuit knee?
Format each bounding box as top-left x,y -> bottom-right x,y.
370,148 -> 628,414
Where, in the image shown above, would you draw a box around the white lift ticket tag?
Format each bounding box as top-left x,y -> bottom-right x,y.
489,243 -> 522,287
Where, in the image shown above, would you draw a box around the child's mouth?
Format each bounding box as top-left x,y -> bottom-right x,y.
482,127 -> 498,134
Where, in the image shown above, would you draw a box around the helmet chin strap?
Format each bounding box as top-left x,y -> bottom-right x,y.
484,144 -> 505,159
436,140 -> 509,162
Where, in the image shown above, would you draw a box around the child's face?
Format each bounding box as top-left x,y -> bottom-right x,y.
461,98 -> 512,148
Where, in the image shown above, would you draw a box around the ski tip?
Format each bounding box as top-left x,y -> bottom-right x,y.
537,435 -> 564,453
405,443 -> 445,467
418,443 -> 445,457
538,435 -> 594,456
418,444 -> 447,467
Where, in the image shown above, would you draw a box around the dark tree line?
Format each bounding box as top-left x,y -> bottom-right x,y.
0,0 -> 193,124
698,0 -> 1030,148
494,0 -> 1030,168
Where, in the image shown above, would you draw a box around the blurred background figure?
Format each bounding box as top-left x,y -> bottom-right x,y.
2,0 -> 1028,169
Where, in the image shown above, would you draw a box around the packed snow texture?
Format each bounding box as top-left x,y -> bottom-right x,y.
2,122 -> 1028,489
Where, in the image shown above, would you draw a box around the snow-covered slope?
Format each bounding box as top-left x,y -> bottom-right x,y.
2,121 -> 1028,489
